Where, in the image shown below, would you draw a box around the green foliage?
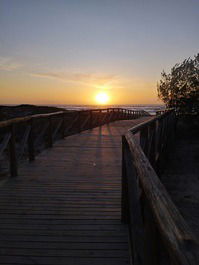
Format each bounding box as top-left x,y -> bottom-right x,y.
157,54 -> 199,114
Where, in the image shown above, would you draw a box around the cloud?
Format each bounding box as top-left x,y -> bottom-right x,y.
0,57 -> 22,71
31,71 -> 119,89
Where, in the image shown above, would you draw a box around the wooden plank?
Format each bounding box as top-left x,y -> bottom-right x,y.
0,248 -> 129,257
0,234 -> 128,243
123,141 -> 146,265
0,256 -> 130,265
121,136 -> 129,223
0,119 -> 152,265
0,223 -> 126,230
0,228 -> 127,236
0,219 -> 123,225
0,241 -> 128,250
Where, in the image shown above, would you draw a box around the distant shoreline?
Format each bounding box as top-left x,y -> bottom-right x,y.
0,104 -> 67,122
0,103 -> 165,122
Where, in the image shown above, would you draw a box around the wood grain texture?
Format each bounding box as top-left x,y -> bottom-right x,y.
0,117 -> 151,265
124,130 -> 199,265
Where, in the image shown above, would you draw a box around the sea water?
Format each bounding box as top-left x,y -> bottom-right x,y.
53,104 -> 165,116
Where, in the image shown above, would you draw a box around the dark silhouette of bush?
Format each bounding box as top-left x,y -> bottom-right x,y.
157,54 -> 199,114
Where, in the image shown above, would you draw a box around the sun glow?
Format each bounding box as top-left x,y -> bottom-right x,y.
95,92 -> 109,105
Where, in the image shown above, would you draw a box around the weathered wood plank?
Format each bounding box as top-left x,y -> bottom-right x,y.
125,130 -> 199,265
0,256 -> 130,265
0,119 -> 151,265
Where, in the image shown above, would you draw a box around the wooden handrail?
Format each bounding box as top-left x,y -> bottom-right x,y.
0,111 -> 65,128
0,108 -> 149,128
0,108 -> 150,177
122,110 -> 199,264
156,108 -> 174,116
130,110 -> 174,134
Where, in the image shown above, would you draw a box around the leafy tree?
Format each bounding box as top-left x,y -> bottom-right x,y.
157,54 -> 199,114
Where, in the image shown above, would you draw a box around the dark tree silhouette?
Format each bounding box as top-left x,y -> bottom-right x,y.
157,53 -> 199,114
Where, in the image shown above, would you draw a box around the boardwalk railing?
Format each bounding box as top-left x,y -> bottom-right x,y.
0,108 -> 149,177
122,110 -> 199,265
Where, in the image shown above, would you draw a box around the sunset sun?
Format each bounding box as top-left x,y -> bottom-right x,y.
95,92 -> 109,105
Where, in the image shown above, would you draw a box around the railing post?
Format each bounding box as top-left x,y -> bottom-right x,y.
120,109 -> 123,120
106,109 -> 109,124
77,111 -> 81,133
117,108 -> 120,120
148,121 -> 156,168
89,110 -> 93,129
140,126 -> 149,155
116,108 -> 119,120
115,108 -> 118,120
61,112 -> 66,138
28,119 -> 35,161
122,109 -> 124,119
99,109 -> 102,126
112,109 -> 114,122
9,124 -> 18,177
47,116 -> 53,147
123,135 -> 147,265
121,135 -> 129,223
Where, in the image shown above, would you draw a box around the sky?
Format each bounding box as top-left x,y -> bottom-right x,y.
0,0 -> 198,105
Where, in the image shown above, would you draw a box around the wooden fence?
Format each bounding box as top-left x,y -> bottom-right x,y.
122,110 -> 199,264
0,108 -> 149,177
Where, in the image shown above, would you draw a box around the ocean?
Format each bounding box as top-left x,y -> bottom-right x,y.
53,104 -> 165,116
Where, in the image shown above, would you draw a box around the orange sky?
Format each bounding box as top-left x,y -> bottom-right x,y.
0,1 -> 198,105
0,71 -> 160,105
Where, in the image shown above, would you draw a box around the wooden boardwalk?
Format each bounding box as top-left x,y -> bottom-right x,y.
0,117 -> 150,265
